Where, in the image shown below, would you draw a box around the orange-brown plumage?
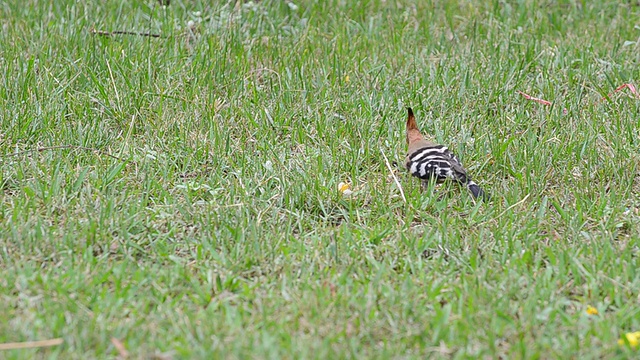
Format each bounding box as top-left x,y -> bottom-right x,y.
404,107 -> 487,200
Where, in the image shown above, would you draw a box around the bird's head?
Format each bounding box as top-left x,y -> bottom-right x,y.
406,107 -> 424,145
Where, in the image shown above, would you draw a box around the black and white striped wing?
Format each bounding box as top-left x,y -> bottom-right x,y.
406,145 -> 468,183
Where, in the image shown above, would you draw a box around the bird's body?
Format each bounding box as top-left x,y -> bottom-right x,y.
404,108 -> 486,199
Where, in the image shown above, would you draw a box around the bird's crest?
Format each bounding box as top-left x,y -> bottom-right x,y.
406,107 -> 424,145
407,107 -> 419,131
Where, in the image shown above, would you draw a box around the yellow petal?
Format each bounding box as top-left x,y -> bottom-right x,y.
338,182 -> 350,193
618,331 -> 640,348
345,75 -> 350,83
586,305 -> 598,315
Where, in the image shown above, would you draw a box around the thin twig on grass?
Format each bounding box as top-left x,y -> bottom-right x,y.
110,338 -> 129,359
489,193 -> 531,224
380,147 -> 406,203
4,145 -> 127,162
517,90 -> 567,114
89,27 -> 163,38
0,338 -> 64,351
517,91 -> 552,106
603,83 -> 639,100
519,83 -> 639,109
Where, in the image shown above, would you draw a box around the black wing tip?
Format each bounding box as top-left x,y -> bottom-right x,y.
407,107 -> 414,116
468,183 -> 490,201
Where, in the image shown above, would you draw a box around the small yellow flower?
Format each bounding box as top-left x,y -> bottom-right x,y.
338,182 -> 353,196
338,182 -> 349,192
618,331 -> 640,348
344,75 -> 350,83
586,305 -> 598,315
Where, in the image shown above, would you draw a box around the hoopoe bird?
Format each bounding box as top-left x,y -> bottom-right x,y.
405,107 -> 487,200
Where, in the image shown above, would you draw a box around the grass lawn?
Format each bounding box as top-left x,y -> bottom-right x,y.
1,0 -> 640,358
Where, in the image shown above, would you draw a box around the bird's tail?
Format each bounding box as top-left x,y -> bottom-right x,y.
466,180 -> 489,201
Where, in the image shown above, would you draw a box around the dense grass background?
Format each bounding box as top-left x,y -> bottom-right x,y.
1,0 -> 640,358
